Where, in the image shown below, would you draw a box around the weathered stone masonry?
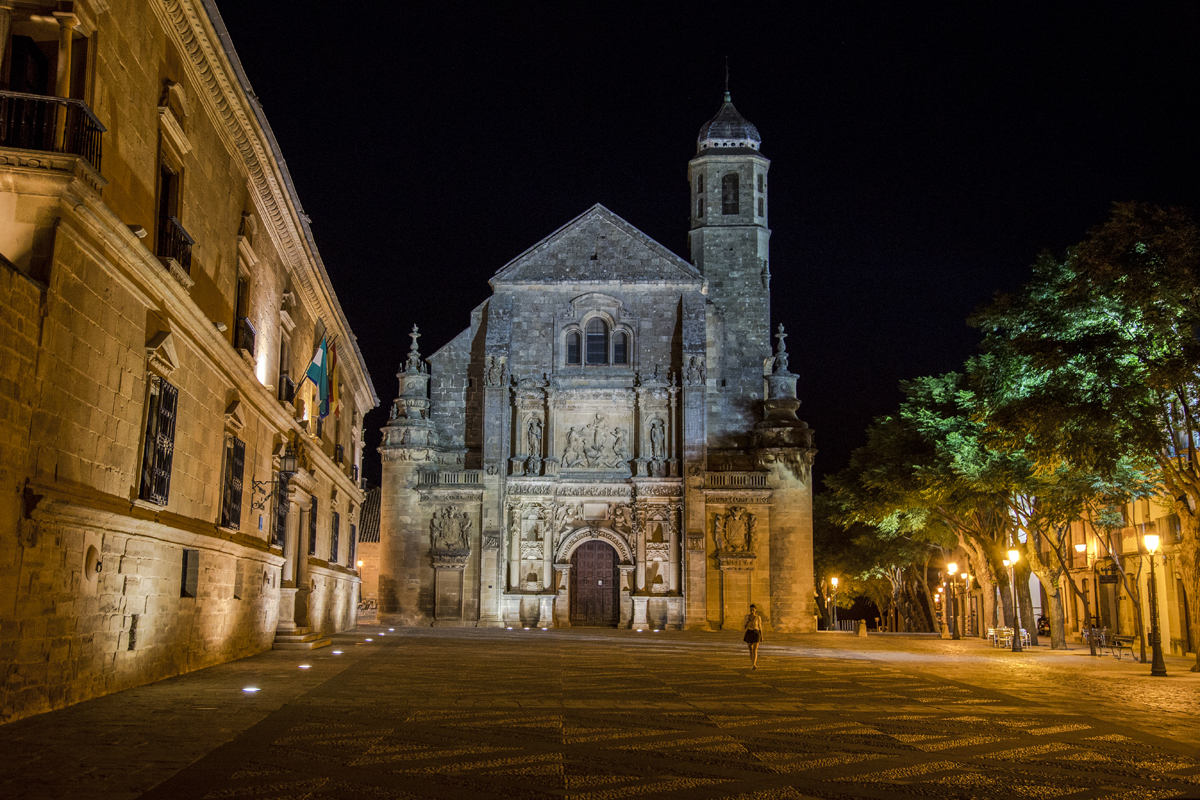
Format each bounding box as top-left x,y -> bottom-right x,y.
378,94 -> 816,633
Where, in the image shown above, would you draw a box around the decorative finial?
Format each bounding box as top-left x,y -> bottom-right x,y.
773,324 -> 790,374
725,56 -> 730,101
405,324 -> 423,372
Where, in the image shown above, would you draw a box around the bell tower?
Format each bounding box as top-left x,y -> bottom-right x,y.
687,92 -> 772,447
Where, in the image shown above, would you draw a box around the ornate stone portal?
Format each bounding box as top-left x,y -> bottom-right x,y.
378,93 -> 816,632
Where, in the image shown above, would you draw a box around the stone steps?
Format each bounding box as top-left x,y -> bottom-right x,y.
273,626 -> 332,650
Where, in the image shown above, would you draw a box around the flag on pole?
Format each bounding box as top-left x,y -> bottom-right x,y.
301,335 -> 329,414
328,340 -> 341,419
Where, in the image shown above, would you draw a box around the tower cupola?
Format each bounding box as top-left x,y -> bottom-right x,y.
697,92 -> 761,153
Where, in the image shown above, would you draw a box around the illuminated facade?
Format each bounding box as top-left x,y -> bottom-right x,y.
378,95 -> 817,631
0,0 -> 376,722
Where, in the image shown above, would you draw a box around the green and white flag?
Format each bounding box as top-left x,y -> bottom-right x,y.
301,335 -> 329,412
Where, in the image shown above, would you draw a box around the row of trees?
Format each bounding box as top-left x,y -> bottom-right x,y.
817,204 -> 1199,671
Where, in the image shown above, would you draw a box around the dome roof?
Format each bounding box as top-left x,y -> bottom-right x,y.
697,92 -> 761,153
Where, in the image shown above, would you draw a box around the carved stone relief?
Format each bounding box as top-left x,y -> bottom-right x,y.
713,506 -> 756,553
430,506 -> 472,552
561,413 -> 628,469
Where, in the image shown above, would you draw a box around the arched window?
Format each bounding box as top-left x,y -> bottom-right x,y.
585,319 -> 608,365
566,331 -> 581,365
612,331 -> 627,365
722,173 -> 739,215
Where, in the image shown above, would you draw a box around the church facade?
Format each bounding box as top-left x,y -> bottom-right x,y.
377,95 -> 816,632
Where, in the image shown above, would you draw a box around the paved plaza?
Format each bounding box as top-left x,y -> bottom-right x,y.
1,626 -> 1198,800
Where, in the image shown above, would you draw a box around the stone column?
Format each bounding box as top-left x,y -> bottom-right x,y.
52,12 -> 77,150
635,524 -> 646,591
276,475 -> 307,632
554,563 -> 571,626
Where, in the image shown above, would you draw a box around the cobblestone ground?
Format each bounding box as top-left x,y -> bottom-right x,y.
2,626 -> 1198,800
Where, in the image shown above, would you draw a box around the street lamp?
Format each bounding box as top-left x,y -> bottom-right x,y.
1007,549 -> 1023,652
830,576 -> 839,629
1075,542 -> 1097,657
947,562 -> 960,640
1144,534 -> 1168,677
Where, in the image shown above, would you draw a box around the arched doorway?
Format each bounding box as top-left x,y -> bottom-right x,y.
570,540 -> 619,627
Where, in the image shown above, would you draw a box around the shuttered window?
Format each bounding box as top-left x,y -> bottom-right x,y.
721,173 -> 739,215
612,331 -> 627,365
219,434 -> 245,529
585,319 -> 608,365
272,474 -> 289,549
566,331 -> 581,365
349,524 -> 357,564
308,495 -> 318,556
139,375 -> 178,505
330,511 -> 340,563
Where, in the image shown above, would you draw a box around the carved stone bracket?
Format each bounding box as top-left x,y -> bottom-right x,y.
431,553 -> 469,570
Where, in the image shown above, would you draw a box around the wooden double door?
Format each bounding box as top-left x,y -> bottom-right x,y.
569,540 -> 619,627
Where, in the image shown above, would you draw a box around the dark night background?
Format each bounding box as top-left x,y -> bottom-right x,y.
216,3 -> 1199,489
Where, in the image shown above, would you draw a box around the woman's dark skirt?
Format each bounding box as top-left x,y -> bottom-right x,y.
743,629 -> 760,644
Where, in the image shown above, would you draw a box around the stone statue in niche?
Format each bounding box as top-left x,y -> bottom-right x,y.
484,356 -> 506,387
526,418 -> 542,457
649,419 -> 666,459
431,506 -> 472,551
555,503 -> 582,534
613,503 -> 633,532
713,506 -> 755,552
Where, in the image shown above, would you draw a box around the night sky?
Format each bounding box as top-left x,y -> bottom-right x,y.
216,3 -> 1199,488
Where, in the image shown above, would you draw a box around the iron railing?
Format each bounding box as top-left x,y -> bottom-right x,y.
157,215 -> 194,274
0,90 -> 105,173
234,316 -> 256,356
704,471 -> 769,489
418,470 -> 483,486
278,374 -> 296,404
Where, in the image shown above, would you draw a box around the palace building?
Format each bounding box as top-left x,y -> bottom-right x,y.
377,94 -> 816,631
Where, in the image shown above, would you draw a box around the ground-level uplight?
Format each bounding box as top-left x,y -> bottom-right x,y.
332,650 -> 344,655
243,687 -> 260,693
365,638 -> 373,642
298,665 -> 311,669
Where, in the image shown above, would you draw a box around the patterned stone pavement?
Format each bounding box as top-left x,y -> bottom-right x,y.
2,626 -> 1199,800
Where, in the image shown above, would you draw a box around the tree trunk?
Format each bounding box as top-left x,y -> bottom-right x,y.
918,555 -> 937,632
1015,558 -> 1038,645
964,539 -> 997,638
997,564 -> 1016,628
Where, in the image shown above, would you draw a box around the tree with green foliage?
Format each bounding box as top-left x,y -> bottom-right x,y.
972,203 -> 1200,671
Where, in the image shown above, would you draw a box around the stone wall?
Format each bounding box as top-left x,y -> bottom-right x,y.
0,0 -> 374,723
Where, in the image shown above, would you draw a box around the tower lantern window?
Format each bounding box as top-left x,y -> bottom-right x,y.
721,173 -> 739,215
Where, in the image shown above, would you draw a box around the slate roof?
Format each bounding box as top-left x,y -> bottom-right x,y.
697,92 -> 762,152
358,486 -> 380,543
489,204 -> 703,286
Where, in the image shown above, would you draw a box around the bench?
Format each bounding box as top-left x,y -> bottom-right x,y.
1107,635 -> 1136,659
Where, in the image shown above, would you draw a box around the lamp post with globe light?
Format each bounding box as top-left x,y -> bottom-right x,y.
1007,549 -> 1023,652
947,563 -> 960,640
1075,542 -> 1098,657
830,576 -> 839,630
1145,534 -> 1168,677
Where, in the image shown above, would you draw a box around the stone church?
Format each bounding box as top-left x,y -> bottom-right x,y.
378,93 -> 816,631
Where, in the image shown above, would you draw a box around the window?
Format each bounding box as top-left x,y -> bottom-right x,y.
349,524 -> 358,565
566,331 -> 581,365
219,434 -> 245,529
308,496 -> 318,556
758,197 -> 764,217
272,475 -> 289,549
585,319 -> 608,365
757,174 -> 764,193
696,174 -> 704,193
697,197 -> 704,218
139,375 -> 178,505
330,511 -> 340,563
181,549 -> 199,598
721,173 -> 739,215
612,331 -> 627,365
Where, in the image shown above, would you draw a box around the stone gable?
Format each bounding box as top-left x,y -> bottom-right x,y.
490,204 -> 702,286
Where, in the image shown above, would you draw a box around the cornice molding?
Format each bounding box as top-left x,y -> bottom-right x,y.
153,0 -> 377,411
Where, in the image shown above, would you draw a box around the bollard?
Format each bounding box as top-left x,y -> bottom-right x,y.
857,619 -> 868,637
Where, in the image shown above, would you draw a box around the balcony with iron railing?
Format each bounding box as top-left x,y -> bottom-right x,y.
418,470 -> 484,487
703,471 -> 769,489
156,215 -> 195,288
0,90 -> 105,176
234,316 -> 256,357
278,374 -> 296,404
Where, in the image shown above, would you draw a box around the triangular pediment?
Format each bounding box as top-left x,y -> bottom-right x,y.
490,204 -> 702,285
145,330 -> 179,378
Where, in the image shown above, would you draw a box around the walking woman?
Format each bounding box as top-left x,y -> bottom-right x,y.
744,604 -> 763,669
